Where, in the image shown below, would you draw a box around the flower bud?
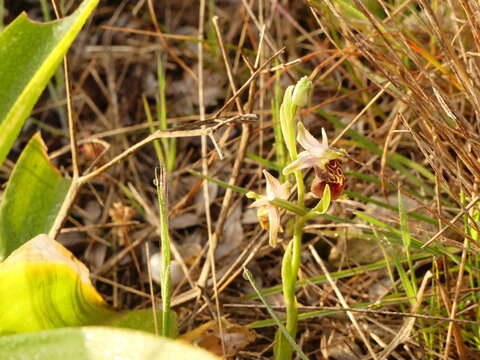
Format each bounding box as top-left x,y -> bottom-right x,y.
292,76 -> 312,108
280,85 -> 297,158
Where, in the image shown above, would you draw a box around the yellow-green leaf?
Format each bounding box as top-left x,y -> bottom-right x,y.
0,234 -> 178,336
0,234 -> 113,334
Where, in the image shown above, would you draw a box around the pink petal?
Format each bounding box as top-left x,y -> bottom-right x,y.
282,151 -> 319,175
297,123 -> 325,152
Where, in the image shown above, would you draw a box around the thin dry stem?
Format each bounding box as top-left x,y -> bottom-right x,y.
197,0 -> 226,356
443,236 -> 470,359
49,122 -> 231,238
50,0 -> 79,178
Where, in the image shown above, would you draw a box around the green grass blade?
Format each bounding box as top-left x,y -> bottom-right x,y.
144,95 -> 166,166
154,167 -> 172,338
345,189 -> 437,225
245,252 -> 433,300
243,269 -> 308,360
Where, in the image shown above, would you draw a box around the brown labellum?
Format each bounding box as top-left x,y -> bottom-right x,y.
311,159 -> 345,200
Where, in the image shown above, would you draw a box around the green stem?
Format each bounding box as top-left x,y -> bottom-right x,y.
290,217 -> 305,285
279,213 -> 306,359
285,218 -> 304,331
155,168 -> 171,337
0,0 -> 4,28
276,77 -> 312,358
294,171 -> 305,208
144,96 -> 166,167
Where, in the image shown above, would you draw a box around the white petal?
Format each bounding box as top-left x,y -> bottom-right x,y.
297,123 -> 325,151
283,151 -> 320,175
278,182 -> 291,200
321,128 -> 329,148
249,198 -> 269,208
267,207 -> 280,247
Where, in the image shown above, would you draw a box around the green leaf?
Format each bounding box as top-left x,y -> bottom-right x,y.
243,268 -> 308,360
344,188 -> 437,225
397,188 -> 412,249
354,212 -> 444,256
0,327 -> 220,360
0,133 -> 71,260
0,0 -> 99,167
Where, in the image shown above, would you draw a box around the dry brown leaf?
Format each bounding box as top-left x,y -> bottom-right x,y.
180,319 -> 256,358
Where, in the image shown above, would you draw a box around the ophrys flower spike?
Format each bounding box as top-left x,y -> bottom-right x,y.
246,76 -> 347,360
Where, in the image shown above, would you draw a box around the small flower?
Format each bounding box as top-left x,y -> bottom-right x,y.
283,123 -> 344,174
283,123 -> 346,199
249,170 -> 290,246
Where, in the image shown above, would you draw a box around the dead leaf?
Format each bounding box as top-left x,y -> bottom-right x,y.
216,205 -> 243,260
180,319 -> 256,358
195,181 -> 218,216
109,201 -> 136,245
172,212 -> 199,229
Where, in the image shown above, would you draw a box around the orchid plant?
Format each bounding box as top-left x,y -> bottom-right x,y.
248,76 -> 346,359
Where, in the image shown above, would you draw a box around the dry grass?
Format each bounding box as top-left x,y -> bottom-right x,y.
3,0 -> 480,358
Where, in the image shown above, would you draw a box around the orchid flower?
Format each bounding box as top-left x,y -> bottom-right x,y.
283,123 -> 346,199
249,170 -> 290,247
